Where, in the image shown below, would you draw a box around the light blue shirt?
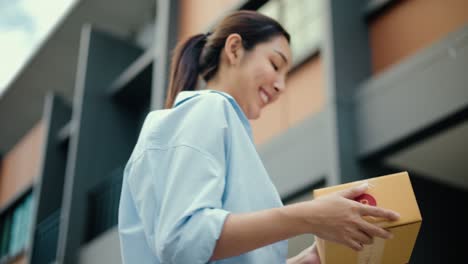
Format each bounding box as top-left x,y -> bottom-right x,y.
118,89 -> 288,264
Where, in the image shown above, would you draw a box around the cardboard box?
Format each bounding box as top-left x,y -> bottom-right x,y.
313,172 -> 422,264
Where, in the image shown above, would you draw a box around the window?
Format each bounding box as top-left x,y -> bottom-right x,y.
86,167 -> 124,242
0,191 -> 33,260
32,210 -> 60,264
258,0 -> 324,65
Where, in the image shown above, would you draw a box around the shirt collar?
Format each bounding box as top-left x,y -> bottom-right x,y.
173,89 -> 253,140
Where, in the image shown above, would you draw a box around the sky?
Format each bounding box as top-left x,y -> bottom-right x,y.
0,0 -> 76,98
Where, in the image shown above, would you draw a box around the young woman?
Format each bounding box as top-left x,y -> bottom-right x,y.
118,10 -> 399,264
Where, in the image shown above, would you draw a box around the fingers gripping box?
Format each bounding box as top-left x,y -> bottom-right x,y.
313,172 -> 422,264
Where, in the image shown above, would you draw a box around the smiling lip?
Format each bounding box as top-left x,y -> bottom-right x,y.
259,87 -> 272,106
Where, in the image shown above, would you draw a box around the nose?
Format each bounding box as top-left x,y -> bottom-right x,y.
273,78 -> 286,94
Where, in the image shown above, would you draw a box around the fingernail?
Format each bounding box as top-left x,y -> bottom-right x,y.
358,182 -> 368,189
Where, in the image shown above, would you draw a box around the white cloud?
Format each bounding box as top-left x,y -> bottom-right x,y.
0,29 -> 32,93
0,0 -> 76,97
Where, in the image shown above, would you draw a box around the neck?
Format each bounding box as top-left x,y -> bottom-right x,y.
205,67 -> 234,94
206,74 -> 248,118
206,81 -> 231,95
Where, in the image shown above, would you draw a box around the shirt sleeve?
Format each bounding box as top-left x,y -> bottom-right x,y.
126,144 -> 229,264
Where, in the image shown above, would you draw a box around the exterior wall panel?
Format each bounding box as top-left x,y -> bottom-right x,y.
370,0 -> 468,73
179,0 -> 241,41
0,122 -> 44,207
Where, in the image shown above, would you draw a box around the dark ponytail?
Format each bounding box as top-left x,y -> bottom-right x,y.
164,10 -> 290,109
164,34 -> 208,108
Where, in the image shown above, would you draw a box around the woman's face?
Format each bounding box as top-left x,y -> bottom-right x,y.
227,35 -> 292,120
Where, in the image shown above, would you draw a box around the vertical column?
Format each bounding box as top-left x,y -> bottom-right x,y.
56,25 -> 143,264
151,0 -> 180,109
322,0 -> 372,183
28,93 -> 71,264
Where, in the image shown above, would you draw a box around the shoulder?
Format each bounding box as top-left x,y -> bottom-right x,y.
136,92 -> 232,154
180,91 -> 231,111
175,91 -> 235,126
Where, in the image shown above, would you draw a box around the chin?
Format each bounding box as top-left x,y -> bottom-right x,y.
247,108 -> 262,120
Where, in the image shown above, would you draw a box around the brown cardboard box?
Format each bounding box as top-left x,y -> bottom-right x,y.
313,172 -> 422,264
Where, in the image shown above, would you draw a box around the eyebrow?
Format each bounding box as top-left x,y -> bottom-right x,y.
274,49 -> 289,65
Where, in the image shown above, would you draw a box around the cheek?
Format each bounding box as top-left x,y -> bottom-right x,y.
254,63 -> 276,84
239,59 -> 274,99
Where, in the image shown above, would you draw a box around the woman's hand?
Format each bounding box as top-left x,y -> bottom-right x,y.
287,242 -> 321,264
211,183 -> 399,260
282,183 -> 400,252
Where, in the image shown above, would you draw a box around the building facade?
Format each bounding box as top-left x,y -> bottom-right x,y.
0,0 -> 467,263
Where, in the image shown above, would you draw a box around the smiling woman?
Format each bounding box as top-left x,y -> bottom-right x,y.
164,10 -> 291,120
204,32 -> 291,119
118,10 -> 400,264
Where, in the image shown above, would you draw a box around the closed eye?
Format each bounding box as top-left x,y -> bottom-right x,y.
271,61 -> 278,71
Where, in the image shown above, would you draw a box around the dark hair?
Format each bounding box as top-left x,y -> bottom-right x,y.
164,10 -> 290,108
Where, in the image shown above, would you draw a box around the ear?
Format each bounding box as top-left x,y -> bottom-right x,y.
223,33 -> 245,66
